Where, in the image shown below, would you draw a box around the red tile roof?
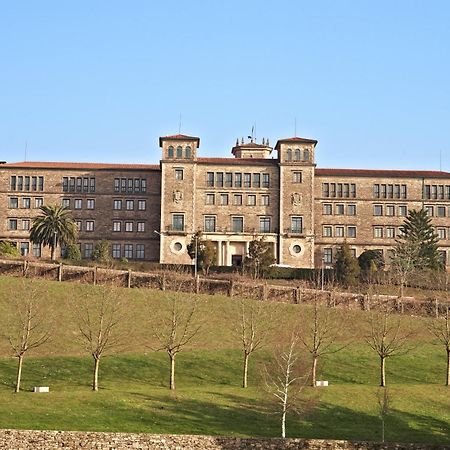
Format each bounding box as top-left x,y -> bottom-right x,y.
316,168 -> 450,178
0,161 -> 161,171
275,137 -> 318,150
159,134 -> 200,146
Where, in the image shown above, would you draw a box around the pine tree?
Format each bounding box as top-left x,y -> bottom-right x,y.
335,242 -> 360,287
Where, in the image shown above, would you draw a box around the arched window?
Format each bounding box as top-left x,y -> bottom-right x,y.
304,149 -> 310,161
294,149 -> 301,161
168,146 -> 174,158
286,148 -> 292,161
176,146 -> 183,158
185,146 -> 192,159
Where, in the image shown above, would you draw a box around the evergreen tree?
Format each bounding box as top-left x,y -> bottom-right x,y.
335,242 -> 360,287
92,240 -> 112,265
396,209 -> 442,270
244,236 -> 275,279
187,231 -> 217,275
358,250 -> 385,281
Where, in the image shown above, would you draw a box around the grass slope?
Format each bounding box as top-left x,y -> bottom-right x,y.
0,276 -> 449,443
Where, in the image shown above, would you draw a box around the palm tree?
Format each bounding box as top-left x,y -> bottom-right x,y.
30,205 -> 78,260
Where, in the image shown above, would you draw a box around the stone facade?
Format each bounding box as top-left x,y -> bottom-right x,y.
0,430 -> 448,450
0,133 -> 449,268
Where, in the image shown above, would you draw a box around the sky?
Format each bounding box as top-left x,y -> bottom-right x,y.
0,1 -> 449,170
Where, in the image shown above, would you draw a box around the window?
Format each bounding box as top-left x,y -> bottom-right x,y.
216,172 -> 224,188
204,216 -> 216,232
136,244 -> 145,259
350,184 -> 356,198
261,195 -> 270,206
76,177 -> 82,192
9,197 -> 18,209
31,176 -> 37,191
323,226 -> 332,237
22,219 -> 30,231
138,200 -> 146,211
172,214 -> 184,231
386,227 -> 395,239
112,244 -> 121,259
35,197 -> 43,208
247,195 -> 256,206
205,193 -> 215,205
225,173 -> 233,187
32,243 -> 41,258
244,173 -> 251,188
294,149 -> 301,160
437,228 -> 446,240
121,178 -> 126,192
348,204 -> 356,216
291,216 -> 303,233
335,226 -> 344,237
113,199 -> 122,210
185,146 -> 192,159
233,194 -> 242,206
175,169 -> 184,180
125,221 -> 133,232
398,205 -> 407,217
60,198 -> 70,209
374,184 -> 380,198
85,221 -> 94,232
386,205 -> 395,216
401,185 -> 407,199
168,146 -> 174,158
253,173 -> 260,188
69,177 -> 76,192
374,205 -> 383,216
84,243 -> 94,258
304,149 -> 310,161
286,149 -> 292,161
259,217 -> 271,233
124,244 -> 133,259
437,206 -> 446,217
8,219 -> 18,230
84,178 -> 90,192
220,194 -> 229,206
323,204 -> 332,215
347,226 -> 356,238
20,242 -> 29,256
206,172 -> 214,187
24,177 -> 30,191
234,173 -> 242,188
113,221 -> 121,232
137,222 -> 145,232
126,200 -> 134,210
86,199 -> 95,210
114,178 -> 120,192
74,199 -> 82,210
232,217 -> 243,233
425,205 -> 434,216
323,248 -> 333,264
22,198 -> 31,209
140,179 -> 146,193
127,178 -> 133,193
17,176 -> 23,190
89,178 -> 95,193
176,146 -> 183,158
75,220 -> 82,231
335,204 -> 344,215
262,173 -> 270,188
374,226 -> 383,238
292,171 -> 302,183
322,183 -> 330,197
10,176 -> 16,190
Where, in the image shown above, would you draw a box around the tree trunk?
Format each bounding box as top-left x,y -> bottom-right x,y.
51,245 -> 56,261
15,355 -> 24,393
381,418 -> 385,443
281,407 -> 286,438
380,356 -> 386,387
92,356 -> 100,391
169,353 -> 175,390
242,352 -> 249,388
446,349 -> 450,387
311,355 -> 318,387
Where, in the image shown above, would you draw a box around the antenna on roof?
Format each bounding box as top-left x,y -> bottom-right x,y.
24,141 -> 28,162
178,113 -> 182,134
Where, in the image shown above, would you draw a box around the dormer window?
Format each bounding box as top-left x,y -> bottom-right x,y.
176,146 -> 183,158
185,146 -> 192,158
294,149 -> 301,161
168,146 -> 174,158
286,149 -> 292,161
304,149 -> 310,161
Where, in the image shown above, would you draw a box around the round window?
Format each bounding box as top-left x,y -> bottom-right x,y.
292,244 -> 301,254
173,242 -> 183,252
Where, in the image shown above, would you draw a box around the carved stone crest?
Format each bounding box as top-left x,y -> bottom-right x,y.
173,190 -> 183,203
291,192 -> 302,206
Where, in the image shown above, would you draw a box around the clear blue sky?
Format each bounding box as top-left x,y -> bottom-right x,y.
1,1 -> 449,170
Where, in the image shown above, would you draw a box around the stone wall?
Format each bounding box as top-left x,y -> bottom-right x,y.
0,430 -> 448,450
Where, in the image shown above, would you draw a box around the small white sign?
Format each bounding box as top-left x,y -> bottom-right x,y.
315,381 -> 329,387
33,386 -> 49,393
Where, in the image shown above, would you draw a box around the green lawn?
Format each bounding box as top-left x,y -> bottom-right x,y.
0,275 -> 449,444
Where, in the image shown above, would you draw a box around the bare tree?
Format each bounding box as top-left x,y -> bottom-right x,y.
75,286 -> 124,391
365,305 -> 413,386
300,295 -> 348,387
264,330 -> 311,438
153,295 -> 200,390
376,387 -> 391,443
6,282 -> 51,392
238,298 -> 270,388
429,306 -> 450,386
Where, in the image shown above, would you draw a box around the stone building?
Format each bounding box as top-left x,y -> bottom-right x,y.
1,132 -> 449,268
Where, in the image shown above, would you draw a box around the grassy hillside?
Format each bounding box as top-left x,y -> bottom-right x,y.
0,275 -> 449,444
